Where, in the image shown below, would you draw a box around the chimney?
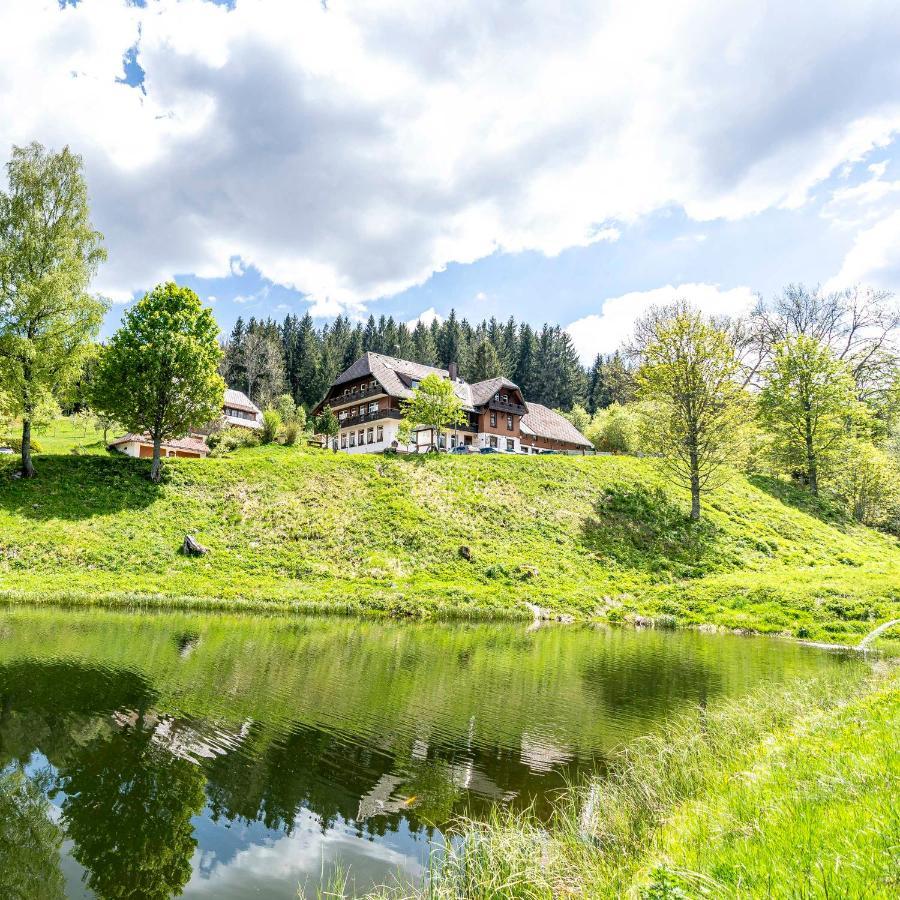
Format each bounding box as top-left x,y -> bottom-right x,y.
448,361 -> 458,381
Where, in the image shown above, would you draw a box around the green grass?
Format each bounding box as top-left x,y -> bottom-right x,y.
361,660 -> 898,899
1,417 -> 898,642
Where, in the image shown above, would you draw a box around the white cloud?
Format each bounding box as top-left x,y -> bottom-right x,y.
3,1 -> 900,309
473,291 -> 488,302
407,306 -> 443,328
566,283 -> 757,362
824,211 -> 900,292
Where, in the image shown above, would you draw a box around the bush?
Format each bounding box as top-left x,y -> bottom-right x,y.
585,402 -> 642,454
283,421 -> 299,446
206,426 -> 259,456
0,436 -> 43,454
260,408 -> 282,444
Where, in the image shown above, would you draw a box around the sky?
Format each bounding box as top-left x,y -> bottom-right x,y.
2,0 -> 900,361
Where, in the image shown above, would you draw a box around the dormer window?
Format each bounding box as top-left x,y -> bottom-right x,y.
411,379 -> 420,390
501,393 -> 508,403
494,392 -> 500,401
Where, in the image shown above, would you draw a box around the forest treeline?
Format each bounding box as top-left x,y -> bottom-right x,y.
219,310 -> 632,412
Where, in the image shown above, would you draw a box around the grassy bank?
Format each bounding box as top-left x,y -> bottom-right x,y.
359,660 -> 898,899
1,422 -> 898,640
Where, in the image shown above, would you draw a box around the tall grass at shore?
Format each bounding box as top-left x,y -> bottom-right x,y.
351,659 -> 897,899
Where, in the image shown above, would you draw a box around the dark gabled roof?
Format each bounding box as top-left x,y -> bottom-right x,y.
468,376 -> 522,407
329,352 -> 476,409
520,403 -> 593,448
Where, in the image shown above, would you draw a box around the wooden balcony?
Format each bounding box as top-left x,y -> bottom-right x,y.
337,409 -> 403,428
487,398 -> 527,415
329,385 -> 383,408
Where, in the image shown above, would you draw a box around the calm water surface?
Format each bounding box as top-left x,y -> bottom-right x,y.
0,607 -> 855,898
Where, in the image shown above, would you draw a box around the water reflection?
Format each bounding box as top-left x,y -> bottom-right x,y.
0,608 -> 854,898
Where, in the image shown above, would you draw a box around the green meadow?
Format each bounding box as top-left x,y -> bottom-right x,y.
1,418 -> 898,643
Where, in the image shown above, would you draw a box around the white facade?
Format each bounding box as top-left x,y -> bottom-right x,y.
334,420 -> 522,454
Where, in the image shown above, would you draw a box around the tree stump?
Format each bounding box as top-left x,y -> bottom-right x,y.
458,545 -> 473,561
181,534 -> 209,557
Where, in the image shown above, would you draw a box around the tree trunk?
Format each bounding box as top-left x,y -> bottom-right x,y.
805,414 -> 818,496
150,434 -> 163,483
689,446 -> 701,521
20,417 -> 35,478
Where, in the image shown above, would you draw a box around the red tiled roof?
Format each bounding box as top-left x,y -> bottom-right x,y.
109,433 -> 209,454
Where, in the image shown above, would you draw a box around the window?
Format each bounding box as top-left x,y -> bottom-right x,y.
339,411 -> 347,421
506,439 -> 515,451
490,435 -> 498,448
367,427 -> 374,444
410,379 -> 420,390
349,432 -> 356,447
340,433 -> 347,449
358,430 -> 365,445
501,393 -> 508,403
343,388 -> 350,396
376,426 -> 383,442
450,434 -> 457,447
438,433 -> 446,449
506,414 -> 513,430
368,402 -> 378,414
370,380 -> 377,390
494,392 -> 500,401
490,411 -> 497,427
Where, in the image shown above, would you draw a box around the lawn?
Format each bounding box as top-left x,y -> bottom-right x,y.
1,417 -> 898,641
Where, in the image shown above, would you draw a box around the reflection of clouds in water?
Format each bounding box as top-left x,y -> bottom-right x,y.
183,808 -> 424,898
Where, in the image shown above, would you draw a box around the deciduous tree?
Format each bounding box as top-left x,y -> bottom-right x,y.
635,304 -> 748,520
91,282 -> 224,482
0,142 -> 107,477
758,335 -> 860,496
399,373 -> 465,451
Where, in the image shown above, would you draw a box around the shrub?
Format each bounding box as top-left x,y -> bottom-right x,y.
206,426 -> 258,456
283,421 -> 299,446
260,409 -> 282,444
585,402 -> 642,454
0,435 -> 43,454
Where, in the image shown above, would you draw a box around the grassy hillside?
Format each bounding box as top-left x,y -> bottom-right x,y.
1,428 -> 898,641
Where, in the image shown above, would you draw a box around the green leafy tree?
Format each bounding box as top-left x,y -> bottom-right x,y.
561,402 -> 591,434
399,373 -> 465,451
636,305 -> 748,520
0,142 -> 107,477
759,336 -> 860,496
315,405 -> 340,451
91,282 -> 225,482
829,439 -> 900,527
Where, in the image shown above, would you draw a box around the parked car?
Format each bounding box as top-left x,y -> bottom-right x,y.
479,446 -> 501,454
449,445 -> 472,454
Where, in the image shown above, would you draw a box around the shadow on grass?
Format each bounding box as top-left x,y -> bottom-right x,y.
581,483 -> 727,578
0,454 -> 160,521
747,474 -> 850,528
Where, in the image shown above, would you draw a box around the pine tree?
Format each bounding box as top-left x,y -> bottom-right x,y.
470,339 -> 503,382
412,320 -> 438,366
295,313 -> 321,408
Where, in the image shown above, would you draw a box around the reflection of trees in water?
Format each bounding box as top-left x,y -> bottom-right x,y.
0,765 -> 65,900
59,718 -> 206,900
0,661 -> 205,900
580,643 -> 720,717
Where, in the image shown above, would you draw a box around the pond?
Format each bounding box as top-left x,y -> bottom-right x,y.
0,607 -> 856,898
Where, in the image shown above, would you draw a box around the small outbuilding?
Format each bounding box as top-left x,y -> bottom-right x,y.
109,433 -> 210,459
